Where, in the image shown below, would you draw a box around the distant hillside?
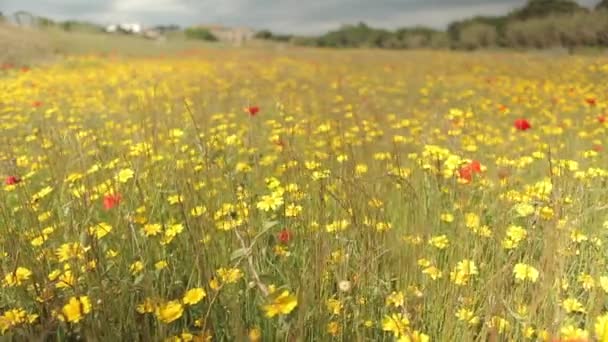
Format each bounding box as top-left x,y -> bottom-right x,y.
0,21 -> 53,65
257,0 -> 608,51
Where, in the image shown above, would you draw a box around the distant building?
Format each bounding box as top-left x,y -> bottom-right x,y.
196,25 -> 255,46
105,22 -> 143,34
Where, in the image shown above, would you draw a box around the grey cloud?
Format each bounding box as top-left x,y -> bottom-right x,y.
0,0 -> 603,34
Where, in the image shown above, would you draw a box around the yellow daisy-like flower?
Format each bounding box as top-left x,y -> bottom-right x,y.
61,296 -> 92,323
167,194 -> 183,205
182,288 -> 206,306
156,301 -> 184,324
440,213 -> 454,223
513,263 -> 539,283
136,297 -> 157,314
248,327 -> 262,342
262,291 -> 298,318
429,235 -> 450,249
89,222 -> 112,239
116,168 -> 134,183
595,313 -> 608,342
143,223 -> 162,237
385,291 -> 405,308
256,194 -> 284,212
562,298 -> 586,314
3,267 -> 32,287
382,313 -> 410,337
217,267 -> 244,284
397,330 -> 430,342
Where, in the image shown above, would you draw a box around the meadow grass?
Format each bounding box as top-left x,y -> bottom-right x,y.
1,48 -> 608,341
0,22 -> 223,66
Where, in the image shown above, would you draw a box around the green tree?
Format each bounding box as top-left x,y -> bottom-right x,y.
597,0 -> 608,10
509,0 -> 586,20
184,27 -> 218,41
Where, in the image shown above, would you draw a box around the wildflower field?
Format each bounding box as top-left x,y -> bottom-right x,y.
2,49 -> 608,341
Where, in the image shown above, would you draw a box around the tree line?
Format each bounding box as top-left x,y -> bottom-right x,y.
256,0 -> 608,50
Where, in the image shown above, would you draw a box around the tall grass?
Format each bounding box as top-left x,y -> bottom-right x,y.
1,49 -> 608,341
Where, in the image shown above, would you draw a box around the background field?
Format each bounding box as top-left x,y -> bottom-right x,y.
2,19 -> 608,342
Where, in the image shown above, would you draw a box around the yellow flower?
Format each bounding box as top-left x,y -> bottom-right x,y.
156,301 -> 184,324
256,194 -> 283,212
217,268 -> 243,284
168,128 -> 184,138
130,261 -> 144,275
397,331 -> 430,342
89,222 -> 112,239
116,168 -> 134,183
56,270 -> 76,289
456,307 -> 480,326
56,242 -> 87,262
182,288 -> 206,306
327,321 -> 341,336
502,225 -> 527,249
560,325 -> 589,340
155,261 -> 168,270
167,194 -> 183,205
464,213 -> 480,229
562,298 -> 586,314
600,276 -> 608,293
513,263 -> 539,283
596,313 -> 608,342
0,308 -> 38,334
578,273 -> 595,290
489,316 -> 510,334
190,206 -> 206,217
285,203 -> 302,217
32,186 -> 53,201
136,297 -> 157,314
386,291 -> 405,308
429,235 -> 450,249
326,298 -> 343,315
262,291 -> 298,317
248,326 -> 262,342
450,259 -> 478,286
161,223 -> 184,244
513,203 -> 535,217
422,266 -> 443,280
440,213 -> 454,223
143,223 -> 162,237
382,313 -> 410,337
61,296 -> 91,323
3,267 -> 32,287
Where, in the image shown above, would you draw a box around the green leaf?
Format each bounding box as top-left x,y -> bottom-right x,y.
230,247 -> 251,261
252,220 -> 278,243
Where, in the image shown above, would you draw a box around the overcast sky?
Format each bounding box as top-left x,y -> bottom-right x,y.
0,0 -> 602,34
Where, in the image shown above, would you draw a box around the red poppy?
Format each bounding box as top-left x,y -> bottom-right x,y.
593,144 -> 603,152
20,66 -> 30,73
514,118 -> 531,131
1,63 -> 13,70
5,176 -> 20,185
277,228 -> 292,244
458,160 -> 482,183
598,115 -> 606,123
32,101 -> 43,108
585,97 -> 597,106
245,106 -> 260,116
103,193 -> 122,210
